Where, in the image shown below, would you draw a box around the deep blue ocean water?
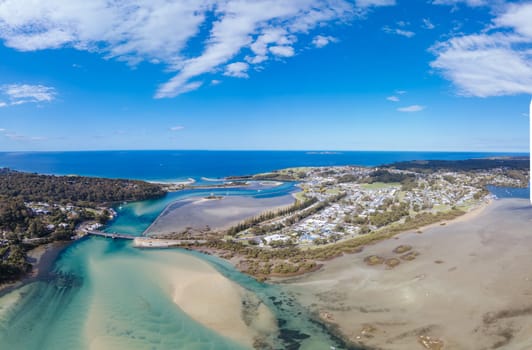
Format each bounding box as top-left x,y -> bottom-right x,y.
0,150 -> 527,181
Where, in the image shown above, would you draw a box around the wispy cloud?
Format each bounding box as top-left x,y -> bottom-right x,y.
383,26 -> 415,38
269,45 -> 295,58
0,129 -> 46,142
170,126 -> 185,131
422,18 -> 435,30
387,96 -> 400,102
356,0 -> 396,7
312,35 -> 338,48
0,0 -> 396,99
397,105 -> 425,112
1,84 -> 56,106
224,62 -> 250,78
430,2 -> 532,97
431,0 -> 488,7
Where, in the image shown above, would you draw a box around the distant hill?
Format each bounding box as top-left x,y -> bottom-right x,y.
384,157 -> 530,172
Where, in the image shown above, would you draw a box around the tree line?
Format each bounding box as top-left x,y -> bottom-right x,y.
0,168 -> 165,207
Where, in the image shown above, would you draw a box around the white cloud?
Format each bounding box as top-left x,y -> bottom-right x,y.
0,102 -> 7,107
396,90 -> 407,94
397,105 -> 425,112
423,18 -> 435,30
430,3 -> 532,97
312,35 -> 338,48
170,125 -> 185,131
0,0 -> 396,98
1,84 -> 56,105
432,0 -> 488,7
387,96 -> 400,102
383,26 -> 415,38
210,79 -> 221,85
224,62 -> 250,78
356,0 -> 396,7
269,45 -> 295,57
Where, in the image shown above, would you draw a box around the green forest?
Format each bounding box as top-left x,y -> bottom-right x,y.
0,169 -> 165,284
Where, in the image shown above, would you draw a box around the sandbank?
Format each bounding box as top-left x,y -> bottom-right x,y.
145,194 -> 294,236
162,258 -> 277,347
282,199 -> 532,349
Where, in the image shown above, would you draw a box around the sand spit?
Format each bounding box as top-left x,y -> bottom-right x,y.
282,199 -> 532,349
145,194 -> 294,236
160,255 -> 277,347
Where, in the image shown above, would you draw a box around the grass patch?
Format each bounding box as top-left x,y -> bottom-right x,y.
364,255 -> 385,266
401,251 -> 420,261
385,258 -> 401,268
393,245 -> 412,254
360,182 -> 400,190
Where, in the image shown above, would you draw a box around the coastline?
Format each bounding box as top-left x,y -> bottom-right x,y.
0,240 -> 71,297
280,198 -> 532,349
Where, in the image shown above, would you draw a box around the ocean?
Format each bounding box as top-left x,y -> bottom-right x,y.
0,150 -> 526,181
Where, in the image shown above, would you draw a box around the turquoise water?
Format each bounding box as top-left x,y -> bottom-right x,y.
0,239 -> 350,349
106,182 -> 298,236
0,182 -> 356,350
0,238 -> 250,350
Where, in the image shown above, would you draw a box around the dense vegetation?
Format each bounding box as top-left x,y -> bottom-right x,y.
364,169 -> 416,184
0,169 -> 165,284
386,158 -> 529,172
227,197 -> 318,236
0,168 -> 165,206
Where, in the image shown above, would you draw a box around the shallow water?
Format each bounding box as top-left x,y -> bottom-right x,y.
107,182 -> 298,236
0,182 -> 357,350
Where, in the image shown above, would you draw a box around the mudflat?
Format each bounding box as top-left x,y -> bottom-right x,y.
145,195 -> 294,236
282,199 -> 532,349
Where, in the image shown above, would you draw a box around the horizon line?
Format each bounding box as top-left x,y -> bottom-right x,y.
0,149 -> 529,154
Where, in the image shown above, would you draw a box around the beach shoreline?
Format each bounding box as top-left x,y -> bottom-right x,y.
0,240 -> 71,297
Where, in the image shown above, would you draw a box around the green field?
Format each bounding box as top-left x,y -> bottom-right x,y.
360,182 -> 401,190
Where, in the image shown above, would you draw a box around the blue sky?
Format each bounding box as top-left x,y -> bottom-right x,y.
0,0 -> 530,152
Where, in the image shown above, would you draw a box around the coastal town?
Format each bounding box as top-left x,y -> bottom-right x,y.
225,164 -> 526,250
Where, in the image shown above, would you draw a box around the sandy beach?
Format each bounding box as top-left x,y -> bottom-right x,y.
0,241 -> 70,296
145,194 -> 295,236
161,257 -> 277,347
282,198 -> 532,349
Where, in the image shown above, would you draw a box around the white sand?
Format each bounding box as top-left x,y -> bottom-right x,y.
283,199 -> 532,349
160,256 -> 277,347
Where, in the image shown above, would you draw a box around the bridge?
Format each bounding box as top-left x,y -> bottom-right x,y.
85,230 -> 135,240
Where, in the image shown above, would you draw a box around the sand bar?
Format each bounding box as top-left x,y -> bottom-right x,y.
159,254 -> 277,347
283,199 -> 532,349
145,194 -> 294,236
